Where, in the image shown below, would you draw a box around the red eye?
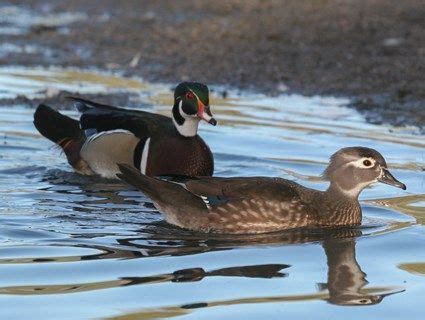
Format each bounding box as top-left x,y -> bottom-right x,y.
185,92 -> 195,100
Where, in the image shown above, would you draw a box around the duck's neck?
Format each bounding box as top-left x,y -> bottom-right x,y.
321,182 -> 362,226
326,182 -> 363,200
172,102 -> 199,137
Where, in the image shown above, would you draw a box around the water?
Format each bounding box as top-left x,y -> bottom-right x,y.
0,67 -> 424,319
0,5 -> 86,36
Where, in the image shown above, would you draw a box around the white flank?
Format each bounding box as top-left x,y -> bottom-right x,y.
140,137 -> 151,174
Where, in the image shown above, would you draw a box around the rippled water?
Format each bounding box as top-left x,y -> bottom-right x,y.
0,67 -> 424,319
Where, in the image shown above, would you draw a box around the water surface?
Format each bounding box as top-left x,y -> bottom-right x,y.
0,67 -> 424,319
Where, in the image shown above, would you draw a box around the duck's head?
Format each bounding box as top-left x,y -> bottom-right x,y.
323,146 -> 406,197
173,81 -> 216,125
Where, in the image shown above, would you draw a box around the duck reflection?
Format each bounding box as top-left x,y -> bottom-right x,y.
117,228 -> 402,307
0,229 -> 403,307
319,238 -> 402,305
171,264 -> 289,282
0,263 -> 289,295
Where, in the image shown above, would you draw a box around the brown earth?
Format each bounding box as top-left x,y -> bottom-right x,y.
1,0 -> 424,129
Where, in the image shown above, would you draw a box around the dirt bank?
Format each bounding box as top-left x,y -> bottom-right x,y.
1,0 -> 424,129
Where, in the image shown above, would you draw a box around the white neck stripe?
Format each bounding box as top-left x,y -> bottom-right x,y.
172,100 -> 199,137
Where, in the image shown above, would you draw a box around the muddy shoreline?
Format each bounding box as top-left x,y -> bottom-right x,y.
1,0 -> 424,130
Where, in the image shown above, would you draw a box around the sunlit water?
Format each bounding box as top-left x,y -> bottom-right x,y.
0,67 -> 424,319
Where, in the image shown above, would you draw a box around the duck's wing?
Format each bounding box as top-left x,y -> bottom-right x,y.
184,176 -> 315,234
68,96 -> 175,138
184,176 -> 301,205
139,174 -> 303,210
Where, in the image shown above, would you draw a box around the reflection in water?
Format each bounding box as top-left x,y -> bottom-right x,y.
398,262 -> 425,276
0,244 -> 145,265
320,238 -> 402,305
99,235 -> 404,319
369,194 -> 425,225
172,264 -> 289,282
0,264 -> 289,295
0,230 -> 403,311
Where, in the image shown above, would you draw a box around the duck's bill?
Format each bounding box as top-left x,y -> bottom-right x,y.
378,169 -> 406,190
200,114 -> 217,126
197,102 -> 217,126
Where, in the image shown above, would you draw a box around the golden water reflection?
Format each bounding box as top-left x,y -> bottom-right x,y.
369,194 -> 425,225
399,263 -> 425,276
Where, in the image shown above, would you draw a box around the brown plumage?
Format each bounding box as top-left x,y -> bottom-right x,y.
117,147 -> 406,234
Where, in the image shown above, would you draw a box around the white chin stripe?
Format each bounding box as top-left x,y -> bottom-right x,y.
140,137 -> 151,174
172,102 -> 200,137
339,180 -> 376,197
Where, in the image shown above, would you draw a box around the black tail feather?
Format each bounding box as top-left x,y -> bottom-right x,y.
33,104 -> 83,144
117,164 -> 206,210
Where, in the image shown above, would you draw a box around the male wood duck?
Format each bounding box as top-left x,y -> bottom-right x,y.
33,82 -> 216,179
117,147 -> 406,234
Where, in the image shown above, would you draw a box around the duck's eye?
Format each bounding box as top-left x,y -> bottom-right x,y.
363,159 -> 372,167
185,92 -> 195,100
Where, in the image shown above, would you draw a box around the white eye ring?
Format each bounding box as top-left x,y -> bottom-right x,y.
349,157 -> 376,168
358,157 -> 375,168
362,159 -> 373,167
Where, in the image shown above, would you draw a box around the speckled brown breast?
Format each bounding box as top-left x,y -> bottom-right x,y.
146,135 -> 213,177
199,189 -> 361,234
310,191 -> 362,228
206,199 -> 314,234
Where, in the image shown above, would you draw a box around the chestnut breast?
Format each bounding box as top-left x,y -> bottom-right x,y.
146,135 -> 214,177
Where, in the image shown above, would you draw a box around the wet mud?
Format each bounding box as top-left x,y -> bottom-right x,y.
1,0 -> 424,129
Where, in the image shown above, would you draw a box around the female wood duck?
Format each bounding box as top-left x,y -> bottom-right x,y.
33,82 -> 216,179
117,147 -> 406,234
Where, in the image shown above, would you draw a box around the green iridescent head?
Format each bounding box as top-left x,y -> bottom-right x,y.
173,82 -> 216,125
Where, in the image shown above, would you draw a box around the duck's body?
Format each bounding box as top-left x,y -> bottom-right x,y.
117,147 -> 405,234
33,82 -> 216,178
117,169 -> 361,234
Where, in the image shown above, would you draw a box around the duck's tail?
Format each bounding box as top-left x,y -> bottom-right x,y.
34,104 -> 90,173
117,164 -> 204,206
117,164 -> 207,229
